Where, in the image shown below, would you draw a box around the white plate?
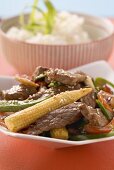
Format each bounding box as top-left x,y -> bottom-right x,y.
0,60 -> 114,148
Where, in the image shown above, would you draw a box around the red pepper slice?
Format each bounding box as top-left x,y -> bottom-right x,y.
103,85 -> 113,94
97,93 -> 113,113
84,124 -> 112,134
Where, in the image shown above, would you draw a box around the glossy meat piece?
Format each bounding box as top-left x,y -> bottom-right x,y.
80,104 -> 108,127
2,84 -> 37,100
46,68 -> 86,85
81,91 -> 96,108
32,66 -> 48,82
23,102 -> 83,135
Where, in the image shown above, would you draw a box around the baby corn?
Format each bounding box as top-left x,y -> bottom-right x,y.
50,128 -> 68,140
5,88 -> 92,132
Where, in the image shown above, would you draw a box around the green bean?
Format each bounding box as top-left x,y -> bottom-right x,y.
94,77 -> 114,89
0,96 -> 50,112
96,99 -> 113,120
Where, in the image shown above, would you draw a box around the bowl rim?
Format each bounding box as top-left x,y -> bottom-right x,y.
0,12 -> 114,47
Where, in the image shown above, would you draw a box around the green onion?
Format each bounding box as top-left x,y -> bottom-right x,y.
29,0 -> 39,24
70,130 -> 114,141
94,77 -> 114,89
96,99 -> 113,120
20,0 -> 57,35
43,0 -> 57,34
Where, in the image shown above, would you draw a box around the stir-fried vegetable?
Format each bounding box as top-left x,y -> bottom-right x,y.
70,130 -> 114,141
84,124 -> 112,134
95,77 -> 114,90
70,118 -> 114,140
0,95 -> 50,112
15,76 -> 38,88
20,0 -> 57,34
50,127 -> 68,140
96,100 -> 113,120
97,93 -> 113,113
102,85 -> 113,94
48,81 -> 61,87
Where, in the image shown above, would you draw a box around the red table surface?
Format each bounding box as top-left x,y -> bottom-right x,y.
0,20 -> 114,170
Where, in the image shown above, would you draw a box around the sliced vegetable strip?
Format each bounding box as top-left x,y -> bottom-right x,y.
50,127 -> 68,140
97,93 -> 113,113
84,124 -> 112,134
5,88 -> 92,132
95,77 -> 114,89
70,130 -> 114,141
96,100 -> 113,120
0,96 -> 50,112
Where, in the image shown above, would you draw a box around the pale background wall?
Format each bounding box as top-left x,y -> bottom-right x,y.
0,0 -> 114,18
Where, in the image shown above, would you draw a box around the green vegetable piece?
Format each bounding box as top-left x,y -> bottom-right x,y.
29,0 -> 39,24
48,81 -> 61,87
94,77 -> 114,89
0,95 -> 50,112
96,99 -> 113,120
20,0 -> 57,35
44,0 -> 57,34
70,130 -> 114,141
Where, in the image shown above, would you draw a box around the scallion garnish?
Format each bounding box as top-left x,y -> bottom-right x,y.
20,0 -> 57,34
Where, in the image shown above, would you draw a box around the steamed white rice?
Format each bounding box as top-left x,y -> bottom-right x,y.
7,11 -> 91,45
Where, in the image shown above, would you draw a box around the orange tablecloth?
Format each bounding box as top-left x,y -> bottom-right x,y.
0,21 -> 114,170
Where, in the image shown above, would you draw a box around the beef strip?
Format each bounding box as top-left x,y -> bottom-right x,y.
50,84 -> 81,95
81,91 -> 96,108
22,102 -> 83,135
32,66 -> 48,82
46,68 -> 86,85
28,88 -> 54,100
2,84 -> 37,100
80,104 -> 108,127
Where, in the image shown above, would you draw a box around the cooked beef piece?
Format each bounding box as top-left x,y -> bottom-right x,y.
28,88 -> 54,100
28,84 -> 81,100
32,66 -> 48,81
50,84 -> 81,95
22,102 -> 83,135
80,104 -> 108,127
2,84 -> 37,100
81,91 -> 96,108
46,68 -> 86,85
98,90 -> 114,108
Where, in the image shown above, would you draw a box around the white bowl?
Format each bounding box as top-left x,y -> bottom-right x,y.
0,13 -> 114,74
0,60 -> 114,148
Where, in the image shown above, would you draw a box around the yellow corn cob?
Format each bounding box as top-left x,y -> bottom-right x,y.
50,128 -> 68,140
5,88 -> 92,132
